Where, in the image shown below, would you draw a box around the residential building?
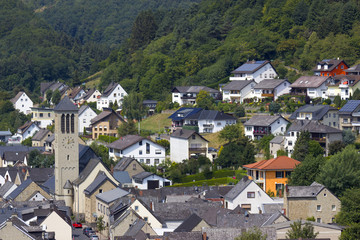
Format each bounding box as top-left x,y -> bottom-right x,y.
90,108 -> 124,139
171,86 -> 221,105
168,107 -> 203,131
40,208 -> 72,240
243,156 -> 301,196
31,107 -> 54,128
253,79 -> 291,101
244,115 -> 289,140
326,75 -> 360,100
10,91 -> 33,115
173,213 -> 210,233
230,60 -> 278,83
224,176 -> 277,213
80,88 -> 101,104
68,86 -> 86,104
290,76 -> 331,99
284,182 -> 340,224
44,135 -> 54,153
313,58 -> 349,77
78,105 -> 97,134
6,178 -> 52,201
40,81 -> 69,101
108,135 -> 165,166
289,104 -> 339,129
269,136 -> 285,158
97,82 -> 127,110
132,171 -> 171,189
113,157 -> 145,178
0,181 -> 17,200
0,130 -> 12,143
143,100 -> 157,115
339,100 -> 360,131
0,215 -> 45,240
222,80 -> 256,103
10,121 -> 40,144
130,198 -> 164,231
32,128 -> 52,147
345,63 -> 360,75
170,129 -> 209,163
183,110 -> 237,133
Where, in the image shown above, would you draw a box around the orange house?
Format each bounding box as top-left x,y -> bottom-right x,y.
313,59 -> 349,77
243,156 -> 300,197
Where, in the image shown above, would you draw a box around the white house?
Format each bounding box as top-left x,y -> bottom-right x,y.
40,210 -> 72,240
253,79 -> 291,101
290,76 -> 331,99
0,181 -> 17,199
68,86 -> 86,104
132,172 -> 171,189
222,80 -> 256,103
0,131 -> 12,143
170,129 -> 209,163
171,86 -> 221,106
78,105 -> 97,134
224,176 -> 278,213
107,135 -> 165,166
230,60 -> 278,83
80,88 -> 102,104
9,121 -> 40,144
97,82 -> 127,110
244,115 -> 289,140
10,91 -> 33,115
183,110 -> 237,133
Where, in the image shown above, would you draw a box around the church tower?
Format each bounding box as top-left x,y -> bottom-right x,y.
54,96 -> 79,207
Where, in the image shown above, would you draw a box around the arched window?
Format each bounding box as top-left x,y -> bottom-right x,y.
66,114 -> 70,133
71,114 -> 75,133
61,114 -> 65,133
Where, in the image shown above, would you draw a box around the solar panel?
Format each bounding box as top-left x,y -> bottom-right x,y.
339,100 -> 360,112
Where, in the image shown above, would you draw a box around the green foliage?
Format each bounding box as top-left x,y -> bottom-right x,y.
96,215 -> 106,235
171,177 -> 238,187
286,220 -> 318,239
219,123 -> 242,143
196,90 -> 214,110
21,137 -> 32,147
336,188 -> 360,225
323,98 -> 332,105
233,105 -> 245,117
28,149 -> 54,168
269,102 -> 280,113
353,89 -> 360,100
256,134 -> 274,160
98,135 -> 118,143
235,227 -> 267,240
52,89 -> 61,105
343,129 -> 356,145
308,140 -> 324,157
90,142 -> 114,169
306,216 -> 315,222
291,131 -> 310,161
118,121 -> 138,137
156,139 -> 170,155
329,140 -> 346,155
122,92 -> 147,121
340,223 -> 360,240
289,155 -> 326,186
277,149 -> 287,157
334,95 -> 342,108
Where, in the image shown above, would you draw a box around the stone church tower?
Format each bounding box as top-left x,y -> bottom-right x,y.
54,96 -> 79,207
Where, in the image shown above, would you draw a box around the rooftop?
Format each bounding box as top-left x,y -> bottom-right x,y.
244,115 -> 287,127
243,156 -> 300,171
290,76 -> 330,88
313,59 -> 347,72
224,176 -> 252,201
170,129 -> 208,142
289,104 -> 338,120
108,135 -> 144,150
172,86 -> 220,94
231,60 -> 270,74
253,79 -> 288,89
222,80 -> 254,91
53,96 -> 78,112
96,187 -> 129,204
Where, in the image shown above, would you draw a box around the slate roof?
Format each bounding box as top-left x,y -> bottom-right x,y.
96,187 -> 129,204
18,121 -> 37,134
132,171 -> 154,182
254,79 -> 288,89
168,107 -> 203,121
114,157 -> 140,172
269,219 -> 343,231
262,203 -> 285,214
3,151 -> 27,163
53,96 -> 78,112
185,110 -> 236,121
287,120 -> 342,134
0,215 -> 37,240
270,136 -> 284,144
123,218 -> 146,237
0,181 -> 15,198
10,91 -> 25,104
7,178 -> 33,200
290,76 -> 330,88
108,135 -> 144,150
0,146 -> 44,157
40,81 -> 68,95
84,171 -> 117,196
162,232 -> 203,240
204,186 -> 233,199
339,100 -> 360,115
45,134 -> 54,143
79,144 -> 100,173
313,59 -> 347,72
90,108 -> 124,124
231,60 -> 270,74
174,213 -> 204,232
113,171 -> 132,185
244,115 -> 288,126
0,130 -> 12,136
32,129 -> 51,141
170,129 -> 209,142
224,176 -> 252,201
286,182 -> 325,198
216,211 -> 285,228
72,158 -> 101,186
222,80 -> 254,91
243,156 -> 300,171
68,86 -> 83,99
345,64 -> 360,73
82,88 -> 97,101
102,82 -> 119,97
172,86 -> 220,94
289,104 -> 337,120
42,175 -> 55,195
78,105 -> 89,116
27,168 -> 54,184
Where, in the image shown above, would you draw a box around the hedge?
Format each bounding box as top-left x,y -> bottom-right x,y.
171,177 -> 239,187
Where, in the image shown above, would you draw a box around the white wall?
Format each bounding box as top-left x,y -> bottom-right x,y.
172,92 -> 183,105
229,63 -> 277,83
14,93 -> 33,115
130,199 -> 162,229
2,184 -> 17,199
41,211 -> 72,240
307,82 -> 328,99
274,81 -> 291,100
222,82 -> 255,103
285,132 -> 298,156
132,174 -> 171,190
170,137 -> 189,163
270,118 -> 288,135
198,119 -> 236,133
97,84 -> 127,110
79,107 -> 97,134
29,191 -> 48,201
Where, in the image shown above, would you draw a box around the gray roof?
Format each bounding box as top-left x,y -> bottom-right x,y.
254,79 -> 288,89
231,60 -> 270,74
244,115 -> 288,127
224,176 -> 252,200
90,108 -> 124,124
222,80 -> 254,91
28,168 -> 54,184
102,82 -> 120,97
172,86 -> 220,94
82,88 -> 96,100
45,134 -> 55,143
96,187 -> 129,204
3,151 -> 27,163
345,64 -> 360,73
289,104 -> 337,120
7,178 -> 33,200
174,213 -> 204,232
53,96 -> 78,112
170,129 -> 209,142
123,218 -> 146,238
114,157 -> 140,172
10,92 -> 26,104
42,175 -> 55,195
63,180 -> 73,189
31,129 -> 51,141
84,171 -> 117,196
287,120 -> 342,134
78,105 -> 89,115
73,158 -> 101,186
132,171 -> 154,182
286,182 -> 325,198
113,171 -> 132,184
290,76 -> 330,88
269,219 -> 343,231
163,232 -> 203,240
262,203 -> 285,214
0,130 -> 12,136
0,181 -> 15,198
185,110 -> 236,121
216,211 -> 284,228
270,136 -> 284,144
108,135 -> 144,150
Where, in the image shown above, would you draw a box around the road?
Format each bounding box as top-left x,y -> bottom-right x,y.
72,227 -> 89,240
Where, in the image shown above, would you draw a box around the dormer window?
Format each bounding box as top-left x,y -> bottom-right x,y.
324,64 -> 328,70
317,64 -> 321,69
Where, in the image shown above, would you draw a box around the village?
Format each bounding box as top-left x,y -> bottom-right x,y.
0,58 -> 359,240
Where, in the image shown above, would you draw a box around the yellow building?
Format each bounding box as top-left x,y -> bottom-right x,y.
90,108 -> 124,139
243,156 -> 300,196
31,107 -> 54,128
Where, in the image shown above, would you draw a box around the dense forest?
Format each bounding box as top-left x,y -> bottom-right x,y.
1,0 -> 360,101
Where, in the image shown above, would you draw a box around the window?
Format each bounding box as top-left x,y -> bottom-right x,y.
276,171 -> 284,178
332,205 -> 336,211
192,135 -> 196,139
98,203 -> 100,210
146,143 -> 150,154
66,114 -> 70,133
155,149 -> 161,154
139,150 -> 142,155
217,122 -> 221,126
109,148 -> 113,153
333,113 -> 336,118
247,192 -> 255,198
113,93 -> 116,97
67,155 -> 69,160
246,127 -> 252,131
155,159 -> 159,164
146,159 -> 150,164
281,127 -> 283,131
317,218 -> 321,223
48,113 -> 50,117
341,65 -> 344,69
144,217 -> 148,222
333,122 -> 336,127
99,189 -> 102,193
317,205 -> 321,211
285,171 -> 291,177
83,119 -> 86,123
140,159 -> 144,163
276,183 -> 284,191
40,113 -> 43,117
241,204 -> 251,210
291,132 -> 294,136
288,141 -> 293,146
133,164 -> 136,170
139,141 -> 142,146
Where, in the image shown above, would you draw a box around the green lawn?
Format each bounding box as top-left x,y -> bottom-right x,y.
140,113 -> 172,133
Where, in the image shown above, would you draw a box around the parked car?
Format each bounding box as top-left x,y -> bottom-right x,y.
86,230 -> 96,237
83,227 -> 92,235
72,222 -> 82,228
90,235 -> 99,240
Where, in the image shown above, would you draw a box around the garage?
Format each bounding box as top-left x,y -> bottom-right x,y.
147,180 -> 159,189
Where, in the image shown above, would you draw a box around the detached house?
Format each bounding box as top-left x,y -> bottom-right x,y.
132,171 -> 171,189
40,81 -> 69,102
31,107 -> 54,128
168,107 -> 203,131
326,75 -> 360,100
172,86 -> 220,105
78,105 -> 97,134
339,100 -> 360,132
244,115 -> 289,140
10,91 -> 33,115
10,121 -> 40,144
90,108 -> 124,139
253,79 -> 291,101
290,76 -> 331,99
230,60 -> 277,83
345,63 -> 360,75
68,86 -> 86,104
32,129 -> 52,147
97,82 -> 127,110
80,88 -> 101,104
313,59 -> 348,77
222,80 -> 256,103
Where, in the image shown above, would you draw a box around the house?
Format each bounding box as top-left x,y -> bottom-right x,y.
40,81 -> 69,102
68,86 -> 86,104
284,182 -> 340,224
171,86 -> 221,105
97,82 -> 127,110
26,168 -> 54,185
285,120 -> 342,156
253,79 -> 291,101
78,105 -> 97,134
244,115 -> 289,140
0,215 -> 45,240
345,63 -> 360,75
168,107 -> 203,131
32,128 -> 52,147
129,198 -> 164,230
6,178 -> 52,201
44,135 -> 54,152
0,130 -> 12,143
40,207 -> 72,240
143,100 -> 157,115
290,76 -> 331,99
230,60 -> 278,83
289,104 -> 339,129
243,156 -> 301,196
10,91 -> 33,115
170,129 -> 209,163
224,176 -> 278,213
90,108 -> 124,139
339,100 -> 360,132
132,171 -> 171,189
269,136 -> 285,158
80,88 -> 101,104
30,107 -> 54,128
313,58 -> 349,77
9,121 -> 40,144
222,80 -> 256,103
0,181 -> 17,200
326,75 -> 360,100
113,157 -> 145,179
0,166 -> 25,184
108,135 -> 166,166
2,151 -> 28,167
174,213 -> 210,232
183,110 -> 237,133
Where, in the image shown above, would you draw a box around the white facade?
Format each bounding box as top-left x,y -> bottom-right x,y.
170,137 -> 189,163
12,92 -> 33,115
109,139 -> 165,166
28,191 -> 48,201
79,106 -> 97,134
41,211 -> 72,240
230,62 -> 277,83
222,82 -> 255,103
198,119 -> 236,133
82,89 -> 101,103
10,124 -> 40,143
72,89 -> 86,103
306,82 -> 328,99
130,199 -> 163,229
132,174 -> 171,190
245,117 -> 289,140
97,84 -> 127,110
284,132 -> 298,156
253,81 -> 291,101
225,181 -> 277,213
2,184 -> 17,199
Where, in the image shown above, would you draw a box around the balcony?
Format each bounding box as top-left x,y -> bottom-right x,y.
311,137 -> 326,143
261,93 -> 274,97
181,96 -> 196,100
203,124 -> 214,128
253,130 -> 270,135
339,84 -> 349,88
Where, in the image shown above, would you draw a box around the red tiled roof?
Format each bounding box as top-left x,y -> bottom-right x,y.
243,156 -> 300,170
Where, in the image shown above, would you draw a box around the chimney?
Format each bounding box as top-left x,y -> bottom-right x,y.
110,164 -> 114,174
139,190 -> 143,197
150,201 -> 153,211
202,232 -> 207,240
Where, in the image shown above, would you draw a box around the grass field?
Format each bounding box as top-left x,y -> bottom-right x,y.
140,113 -> 172,133
202,132 -> 226,149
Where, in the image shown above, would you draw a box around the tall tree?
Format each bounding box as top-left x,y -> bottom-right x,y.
196,90 -> 214,110
130,10 -> 158,50
286,220 -> 318,239
52,89 -> 61,105
122,92 -> 147,121
235,227 -> 267,240
219,124 -> 242,143
292,131 -> 310,161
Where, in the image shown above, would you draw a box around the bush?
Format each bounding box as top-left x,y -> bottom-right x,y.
98,135 -> 118,143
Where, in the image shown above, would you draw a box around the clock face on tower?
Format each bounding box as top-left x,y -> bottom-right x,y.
61,136 -> 75,149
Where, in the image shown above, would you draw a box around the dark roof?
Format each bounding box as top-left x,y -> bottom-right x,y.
290,76 -> 330,88
270,219 -> 343,231
224,176 -> 252,200
123,218 -> 146,237
204,186 -> 233,199
18,121 -> 37,134
114,157 -> 140,172
108,135 -> 144,150
287,120 -> 342,134
40,81 -> 68,95
0,181 -> 15,197
10,91 -> 25,104
286,182 -> 325,198
68,86 -> 83,99
78,105 -> 89,115
216,211 -> 284,228
53,96 -> 78,112
168,108 -> 203,121
170,129 -> 209,142
254,79 -> 288,89
113,171 -> 132,184
163,232 -> 203,240
339,100 -> 360,114
345,64 -> 360,73
41,175 -> 55,195
84,171 -> 117,196
28,168 -> 54,184
102,82 -> 120,97
174,213 -> 204,232
0,130 -> 11,136
172,86 -> 220,94
3,151 -> 27,163
185,110 -> 236,121
90,108 -> 124,124
73,158 -> 101,186
79,144 -> 100,173
222,80 -> 254,91
270,136 -> 284,144
244,115 -> 288,127
31,129 -> 51,141
96,187 -> 129,204
7,178 -> 33,200
45,134 -> 55,143
313,59 -> 348,72
142,100 -> 157,104
231,60 -> 270,74
289,104 -> 338,120
132,171 -> 154,182
82,88 -> 97,100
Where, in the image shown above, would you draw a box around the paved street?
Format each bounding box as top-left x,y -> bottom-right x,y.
72,227 -> 88,240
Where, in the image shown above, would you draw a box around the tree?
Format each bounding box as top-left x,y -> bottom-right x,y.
234,105 -> 245,118
277,149 -> 288,156
46,89 -> 53,103
196,90 -> 214,110
156,139 -> 170,155
288,154 -> 325,186
118,121 -> 138,136
130,10 -> 158,50
235,227 -> 267,240
308,140 -> 324,157
219,124 -> 242,143
329,140 -> 346,155
286,220 -> 318,239
340,223 -> 360,240
52,89 -> 61,105
269,102 -> 280,113
122,92 -> 146,121
28,149 -> 54,168
317,145 -> 360,196
21,137 -> 32,147
343,129 -> 356,145
292,131 -> 310,161
336,188 -> 360,225
257,134 -> 274,160
334,95 -> 341,108
90,142 -> 113,169
97,215 -> 106,240
353,89 -> 360,100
